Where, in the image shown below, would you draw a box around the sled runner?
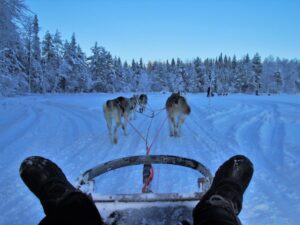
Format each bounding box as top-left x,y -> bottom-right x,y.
77,155 -> 213,225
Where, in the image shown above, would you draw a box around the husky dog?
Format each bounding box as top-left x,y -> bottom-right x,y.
128,94 -> 139,119
166,92 -> 191,137
103,96 -> 130,144
138,94 -> 148,113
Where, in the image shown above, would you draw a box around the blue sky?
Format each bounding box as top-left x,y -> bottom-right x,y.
25,0 -> 300,62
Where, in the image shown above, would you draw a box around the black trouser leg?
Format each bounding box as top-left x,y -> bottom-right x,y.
39,192 -> 103,225
193,183 -> 243,225
193,201 -> 241,225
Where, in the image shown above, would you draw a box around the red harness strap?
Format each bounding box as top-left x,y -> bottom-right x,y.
125,114 -> 168,193
142,117 -> 168,192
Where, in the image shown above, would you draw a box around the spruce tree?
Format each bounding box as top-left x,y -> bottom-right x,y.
194,57 -> 205,92
88,42 -> 115,92
30,15 -> 43,92
0,0 -> 28,96
41,31 -> 56,91
252,53 -> 262,95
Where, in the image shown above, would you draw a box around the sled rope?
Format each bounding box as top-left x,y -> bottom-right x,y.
138,106 -> 166,118
142,116 -> 168,193
147,116 -> 168,153
125,114 -> 168,193
126,119 -> 148,143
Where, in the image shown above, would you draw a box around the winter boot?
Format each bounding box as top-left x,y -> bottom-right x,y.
193,155 -> 253,225
19,156 -> 77,215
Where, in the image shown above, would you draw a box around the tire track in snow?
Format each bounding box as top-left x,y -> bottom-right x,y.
0,105 -> 39,154
233,101 -> 298,224
1,94 -> 300,225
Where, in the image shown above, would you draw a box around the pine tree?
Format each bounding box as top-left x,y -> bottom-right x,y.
204,58 -> 214,94
113,57 -> 125,92
131,59 -> 140,91
42,32 -> 54,61
23,16 -> 33,91
273,71 -> 282,93
53,30 -> 63,67
88,42 -> 115,92
175,58 -> 186,92
252,53 -> 262,95
0,0 -> 25,49
234,54 -> 252,93
30,15 -> 43,92
42,31 -> 55,91
194,57 -> 205,92
52,30 -> 64,92
61,34 -> 90,92
150,61 -> 165,91
0,0 -> 28,96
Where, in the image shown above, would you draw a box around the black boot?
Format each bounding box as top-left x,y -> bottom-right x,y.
193,155 -> 253,225
20,156 -> 104,225
20,156 -> 77,214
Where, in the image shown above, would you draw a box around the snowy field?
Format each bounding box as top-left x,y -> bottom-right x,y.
0,93 -> 300,225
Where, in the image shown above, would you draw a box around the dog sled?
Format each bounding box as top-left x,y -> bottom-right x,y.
77,155 -> 213,225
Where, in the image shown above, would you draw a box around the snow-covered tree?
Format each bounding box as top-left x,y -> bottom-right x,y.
0,0 -> 25,49
279,59 -> 298,94
51,30 -> 64,92
193,57 -> 205,92
30,15 -> 43,92
42,31 -> 63,92
0,0 -> 28,96
273,71 -> 282,94
2,2 -> 300,97
88,42 -> 115,92
149,61 -> 167,91
0,48 -> 28,96
60,34 -> 90,92
203,58 -> 214,94
252,53 -> 262,95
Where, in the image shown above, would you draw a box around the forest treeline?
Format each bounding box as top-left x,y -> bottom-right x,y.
1,0 -> 299,96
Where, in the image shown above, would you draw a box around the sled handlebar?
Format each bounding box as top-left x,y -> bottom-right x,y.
78,155 -> 213,185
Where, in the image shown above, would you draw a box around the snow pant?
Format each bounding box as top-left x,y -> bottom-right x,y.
38,191 -> 103,225
37,190 -> 241,225
193,182 -> 243,225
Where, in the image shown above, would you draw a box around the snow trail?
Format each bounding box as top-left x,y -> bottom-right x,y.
0,93 -> 299,225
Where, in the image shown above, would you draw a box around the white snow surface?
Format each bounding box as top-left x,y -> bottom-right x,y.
0,93 -> 300,225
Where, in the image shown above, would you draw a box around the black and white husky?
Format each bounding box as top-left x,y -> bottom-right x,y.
128,94 -> 139,120
138,94 -> 148,113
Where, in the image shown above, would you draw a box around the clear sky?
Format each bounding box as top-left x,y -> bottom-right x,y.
25,0 -> 300,62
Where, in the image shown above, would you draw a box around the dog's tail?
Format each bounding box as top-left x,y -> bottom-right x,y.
103,100 -> 112,113
185,104 -> 191,115
103,102 -> 107,113
106,100 -> 116,109
182,99 -> 191,115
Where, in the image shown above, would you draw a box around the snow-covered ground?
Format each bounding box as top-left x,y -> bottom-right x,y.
0,93 -> 299,225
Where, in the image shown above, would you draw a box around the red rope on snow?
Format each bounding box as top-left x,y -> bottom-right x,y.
142,116 -> 168,192
147,116 -> 169,152
126,119 -> 148,143
125,114 -> 169,193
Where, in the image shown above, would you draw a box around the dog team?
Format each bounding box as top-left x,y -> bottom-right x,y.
103,92 -> 191,144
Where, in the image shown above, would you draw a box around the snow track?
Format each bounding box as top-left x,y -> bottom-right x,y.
0,93 -> 299,225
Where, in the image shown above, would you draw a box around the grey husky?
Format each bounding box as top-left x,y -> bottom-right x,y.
165,92 -> 191,137
103,96 -> 130,144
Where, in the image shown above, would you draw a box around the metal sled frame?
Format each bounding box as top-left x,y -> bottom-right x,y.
77,155 -> 213,223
